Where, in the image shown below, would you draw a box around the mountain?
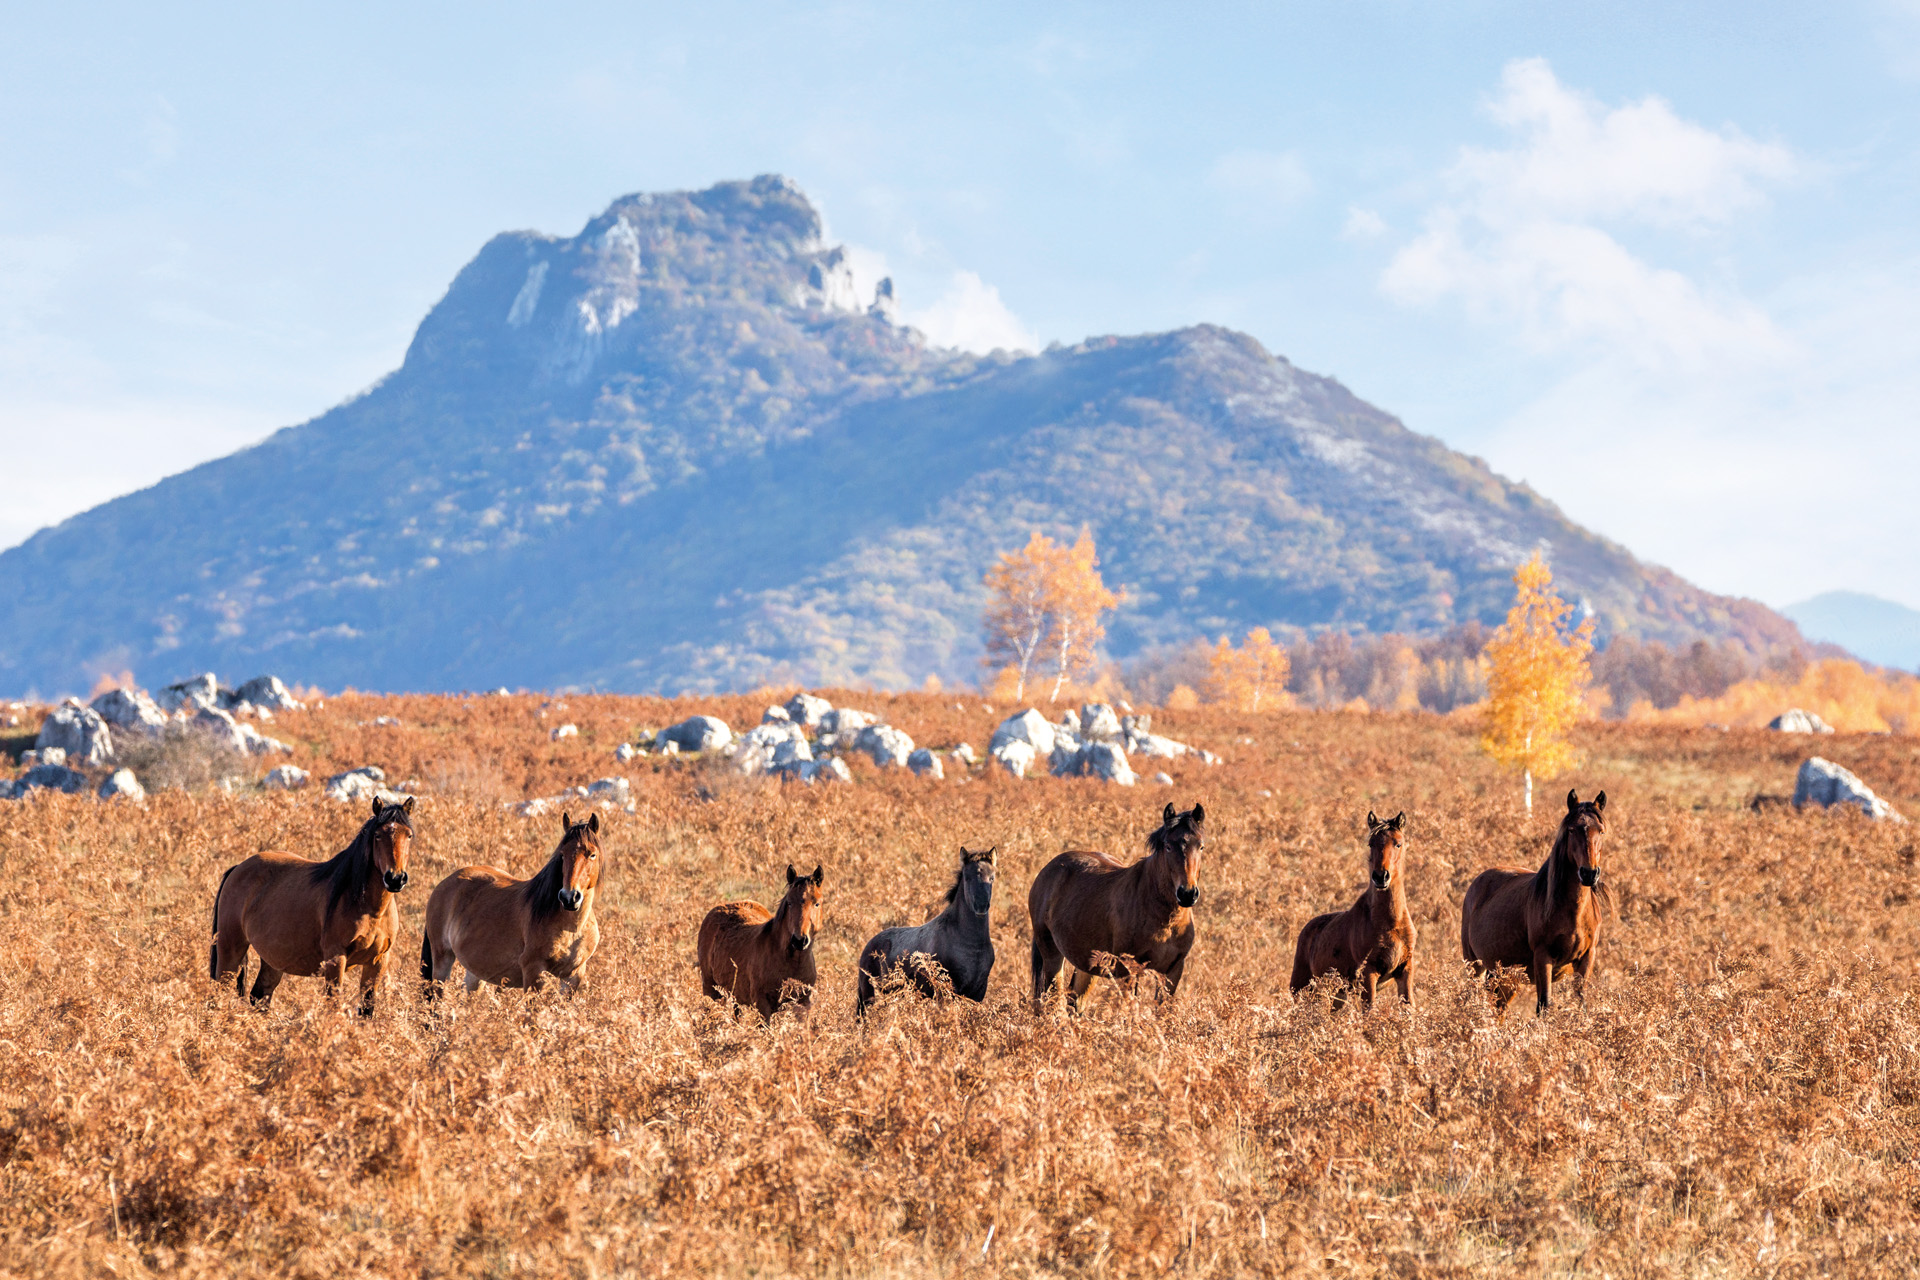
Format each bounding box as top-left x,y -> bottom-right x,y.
1782,592 -> 1920,672
0,176 -> 1806,698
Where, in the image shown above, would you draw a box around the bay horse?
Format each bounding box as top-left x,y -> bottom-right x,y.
855,846 -> 996,1017
209,796 -> 414,1016
1028,802 -> 1204,1014
697,863 -> 825,1021
420,811 -> 603,997
1290,810 -> 1416,1008
1461,789 -> 1611,1016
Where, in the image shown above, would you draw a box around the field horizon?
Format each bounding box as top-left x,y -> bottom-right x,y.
3,691 -> 1917,1276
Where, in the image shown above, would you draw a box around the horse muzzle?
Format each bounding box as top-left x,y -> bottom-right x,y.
790,934 -> 813,953
1175,886 -> 1199,908
1577,867 -> 1600,888
382,871 -> 410,892
1371,872 -> 1392,890
557,888 -> 584,911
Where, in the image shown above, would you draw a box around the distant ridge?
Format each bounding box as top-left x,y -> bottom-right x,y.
1783,592 -> 1920,672
0,176 -> 1806,697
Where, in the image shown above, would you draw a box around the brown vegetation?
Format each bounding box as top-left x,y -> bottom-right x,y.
2,691 -> 1919,1276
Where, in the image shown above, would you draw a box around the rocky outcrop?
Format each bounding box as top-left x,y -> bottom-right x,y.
98,769 -> 146,802
232,675 -> 305,712
1079,703 -> 1123,742
734,721 -> 813,775
159,673 -> 221,712
784,693 -> 833,729
3,763 -> 88,798
992,739 -> 1036,779
854,724 -> 915,769
92,688 -> 168,736
1770,709 -> 1835,734
815,708 -> 876,750
990,710 -> 1056,761
264,765 -> 310,790
36,699 -> 113,767
907,747 -> 944,779
326,766 -> 408,805
1793,757 -> 1904,821
655,715 -> 733,753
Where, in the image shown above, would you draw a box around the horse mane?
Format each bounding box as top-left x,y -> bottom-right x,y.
942,860 -> 969,906
522,828 -> 580,922
1146,814 -> 1192,857
309,809 -> 401,925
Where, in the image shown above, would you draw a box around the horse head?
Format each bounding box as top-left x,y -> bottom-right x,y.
554,811 -> 603,912
782,863 -> 825,953
1152,802 -> 1206,908
1563,790 -> 1607,888
1365,809 -> 1406,890
957,846 -> 996,914
367,796 -> 415,892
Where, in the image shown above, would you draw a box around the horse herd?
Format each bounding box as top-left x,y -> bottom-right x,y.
207,791 -> 1613,1020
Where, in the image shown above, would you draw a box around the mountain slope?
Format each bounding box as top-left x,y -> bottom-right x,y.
1783,592 -> 1920,672
0,176 -> 1804,697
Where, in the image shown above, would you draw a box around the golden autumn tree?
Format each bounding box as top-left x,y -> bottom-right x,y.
1481,551 -> 1594,815
982,528 -> 1120,704
1206,627 -> 1291,711
1044,529 -> 1120,703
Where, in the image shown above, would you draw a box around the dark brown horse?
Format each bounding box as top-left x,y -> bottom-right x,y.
1461,789 -> 1611,1016
1290,810 -> 1416,1008
421,811 -> 604,997
210,797 -> 414,1015
697,863 -> 825,1021
1028,802 -> 1204,1014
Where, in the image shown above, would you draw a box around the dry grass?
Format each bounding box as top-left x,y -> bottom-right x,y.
2,692 -> 1919,1277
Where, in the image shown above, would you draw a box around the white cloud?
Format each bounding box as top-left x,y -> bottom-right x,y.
1382,58 -> 1795,368
1208,149 -> 1313,213
906,269 -> 1040,354
1342,207 -> 1386,240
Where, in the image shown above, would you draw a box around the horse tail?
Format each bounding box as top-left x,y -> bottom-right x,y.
1288,919 -> 1317,996
420,931 -> 434,982
208,864 -> 240,978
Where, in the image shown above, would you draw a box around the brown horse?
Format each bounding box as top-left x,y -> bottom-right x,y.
697,863 -> 825,1021
1028,802 -> 1205,1014
1290,810 -> 1416,1008
420,811 -> 604,997
209,797 -> 415,1015
1461,789 -> 1611,1016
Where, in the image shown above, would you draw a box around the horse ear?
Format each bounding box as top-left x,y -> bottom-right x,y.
1190,803 -> 1204,825
561,810 -> 572,833
786,863 -> 798,884
1366,810 -> 1378,829
810,864 -> 824,885
401,796 -> 415,816
1567,789 -> 1580,813
1163,802 -> 1176,825
1594,791 -> 1607,812
370,797 -> 383,820
985,845 -> 996,862
1391,811 -> 1404,830
587,812 -> 600,833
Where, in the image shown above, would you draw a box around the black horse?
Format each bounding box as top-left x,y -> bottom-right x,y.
855,847 -> 996,1016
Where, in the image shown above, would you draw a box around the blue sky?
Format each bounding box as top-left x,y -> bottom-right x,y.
4,1 -> 1918,611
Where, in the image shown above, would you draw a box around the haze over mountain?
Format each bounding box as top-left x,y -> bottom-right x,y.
0,177 -> 1806,699
1783,592 -> 1920,673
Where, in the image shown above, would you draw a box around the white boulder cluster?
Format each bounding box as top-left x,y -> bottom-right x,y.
989,704 -> 1214,786
324,766 -> 413,807
1770,708 -> 1835,734
3,673 -> 305,802
1793,757 -> 1904,822
516,776 -> 636,818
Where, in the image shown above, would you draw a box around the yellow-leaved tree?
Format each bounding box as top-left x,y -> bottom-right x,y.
1481,551 -> 1594,816
981,529 -> 1120,703
1206,627 -> 1291,711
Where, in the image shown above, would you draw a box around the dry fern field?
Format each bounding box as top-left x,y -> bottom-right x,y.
4,691 -> 1920,1278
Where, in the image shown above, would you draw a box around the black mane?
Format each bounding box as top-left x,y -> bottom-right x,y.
309,804 -> 409,925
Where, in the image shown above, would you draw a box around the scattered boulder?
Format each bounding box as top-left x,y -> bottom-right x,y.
854,724 -> 915,769
1054,740 -> 1137,786
158,673 -> 221,712
784,692 -> 833,729
15,763 -> 88,796
23,747 -> 67,768
655,715 -> 732,753
798,757 -> 853,785
951,743 -> 977,766
907,747 -> 945,779
232,675 -> 305,712
1079,703 -> 1123,742
190,706 -> 253,756
98,769 -> 146,802
551,723 -> 579,741
761,705 -> 792,724
325,766 -> 406,805
586,776 -> 632,807
992,739 -> 1036,779
1152,771 -> 1174,786
1793,757 -> 1904,821
36,699 -> 114,767
990,709 -> 1056,760
264,765 -> 310,791
1057,708 -> 1082,734
1770,708 -> 1834,734
614,742 -> 639,763
815,707 -> 877,749
734,721 -> 813,775
92,688 -> 169,736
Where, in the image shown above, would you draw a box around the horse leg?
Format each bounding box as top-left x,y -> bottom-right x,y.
321,956 -> 344,1004
357,950 -> 388,1018
1394,963 -> 1414,1007
1159,952 -> 1188,1003
1572,951 -> 1596,1006
1360,969 -> 1379,1009
1531,951 -> 1553,1016
1065,967 -> 1094,1014
1030,934 -> 1065,1015
248,962 -> 285,1007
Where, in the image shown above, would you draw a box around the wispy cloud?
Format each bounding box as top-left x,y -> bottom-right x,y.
908,269 -> 1039,354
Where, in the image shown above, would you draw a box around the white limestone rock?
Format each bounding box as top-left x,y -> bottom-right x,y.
1079,703 -> 1123,742
1770,708 -> 1835,734
951,742 -> 977,765
614,742 -> 639,763
1793,757 -> 1904,821
191,706 -> 253,755
551,723 -> 580,741
159,673 -> 222,712
98,769 -> 146,802
92,688 -> 169,736
264,765 -> 310,791
855,724 -> 915,769
992,739 -> 1036,779
907,747 -> 945,779
784,692 -> 833,729
36,699 -> 114,767
233,675 -> 305,712
989,709 -> 1055,760
735,721 -> 813,775
815,707 -> 876,749
655,715 -> 732,753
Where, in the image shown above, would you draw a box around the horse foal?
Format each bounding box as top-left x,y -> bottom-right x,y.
209,797 -> 415,1016
421,812 -> 603,997
1290,810 -> 1415,1009
698,864 -> 825,1021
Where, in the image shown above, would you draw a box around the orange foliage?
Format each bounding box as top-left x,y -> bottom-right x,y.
1628,657 -> 1920,733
